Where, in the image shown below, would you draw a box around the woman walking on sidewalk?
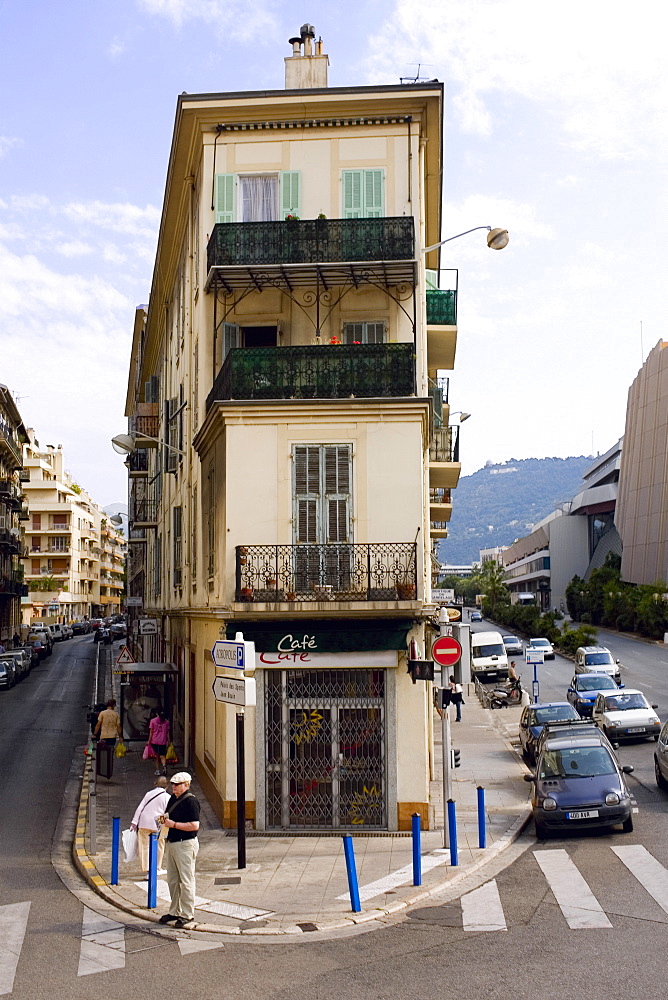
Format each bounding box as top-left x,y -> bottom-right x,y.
148,710 -> 170,776
131,776 -> 170,874
449,675 -> 464,722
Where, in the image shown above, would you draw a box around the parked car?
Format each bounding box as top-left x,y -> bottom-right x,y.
502,635 -> 524,655
72,621 -> 91,635
519,702 -> 579,763
566,672 -> 620,717
49,623 -> 68,642
0,658 -> 16,688
0,648 -> 31,681
27,631 -> 52,657
29,624 -> 55,650
110,622 -> 126,639
654,720 -> 668,789
592,688 -> 661,742
470,610 -> 483,622
526,637 -> 555,660
89,619 -> 104,631
526,725 -> 634,838
23,643 -> 40,668
575,646 -> 622,684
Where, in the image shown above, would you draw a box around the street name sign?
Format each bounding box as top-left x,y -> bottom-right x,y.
432,589 -> 455,603
126,596 -> 143,607
211,639 -> 245,670
525,650 -> 545,664
138,618 -> 158,635
431,635 -> 462,668
212,675 -> 246,706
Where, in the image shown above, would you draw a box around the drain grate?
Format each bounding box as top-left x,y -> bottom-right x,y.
214,876 -> 242,885
298,922 -> 318,932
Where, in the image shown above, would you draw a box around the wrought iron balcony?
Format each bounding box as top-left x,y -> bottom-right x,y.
207,217 -> 414,271
429,425 -> 460,464
130,498 -> 159,525
128,449 -> 149,474
207,343 -> 415,412
426,288 -> 457,326
235,542 -> 418,603
428,376 -> 450,427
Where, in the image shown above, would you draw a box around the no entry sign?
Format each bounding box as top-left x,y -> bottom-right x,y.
431,635 -> 462,668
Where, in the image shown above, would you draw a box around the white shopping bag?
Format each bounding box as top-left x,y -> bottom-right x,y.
122,828 -> 138,863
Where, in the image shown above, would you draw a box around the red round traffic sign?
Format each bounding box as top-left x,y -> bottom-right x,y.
431,635 -> 462,667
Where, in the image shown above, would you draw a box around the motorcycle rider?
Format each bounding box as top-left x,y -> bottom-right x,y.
508,661 -> 518,682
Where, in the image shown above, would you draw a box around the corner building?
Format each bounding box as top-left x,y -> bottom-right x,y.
125,28 -> 460,831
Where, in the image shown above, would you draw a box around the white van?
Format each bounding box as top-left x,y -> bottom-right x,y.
470,630 -> 509,681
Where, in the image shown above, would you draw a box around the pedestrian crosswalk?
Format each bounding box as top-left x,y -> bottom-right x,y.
459,845 -> 668,933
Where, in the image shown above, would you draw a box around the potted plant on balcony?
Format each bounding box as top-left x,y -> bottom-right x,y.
239,587 -> 254,602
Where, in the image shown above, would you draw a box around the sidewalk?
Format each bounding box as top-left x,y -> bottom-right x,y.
70,685 -> 531,936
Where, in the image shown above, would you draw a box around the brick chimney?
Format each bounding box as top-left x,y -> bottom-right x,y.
285,24 -> 329,89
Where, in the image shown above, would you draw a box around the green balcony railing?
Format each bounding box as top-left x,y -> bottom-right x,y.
206,343 -> 416,411
207,217 -> 415,269
426,288 -> 457,325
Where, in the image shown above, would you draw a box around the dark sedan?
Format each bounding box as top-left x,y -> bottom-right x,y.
566,672 -> 619,717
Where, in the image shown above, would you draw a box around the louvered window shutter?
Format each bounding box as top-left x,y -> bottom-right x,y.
223,322 -> 239,361
364,170 -> 384,217
214,174 -> 235,223
342,170 -> 363,218
293,446 -> 321,544
324,445 -> 351,543
280,171 -> 301,218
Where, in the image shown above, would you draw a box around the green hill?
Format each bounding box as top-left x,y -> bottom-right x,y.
439,455 -> 593,566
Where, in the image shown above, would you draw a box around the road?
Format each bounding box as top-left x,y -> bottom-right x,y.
2,627 -> 668,998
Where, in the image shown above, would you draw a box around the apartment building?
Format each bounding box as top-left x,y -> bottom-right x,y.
123,27 -> 460,832
21,430 -> 109,623
0,384 -> 28,643
99,521 -> 125,615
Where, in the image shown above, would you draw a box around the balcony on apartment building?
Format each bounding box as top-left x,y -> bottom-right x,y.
129,405 -> 159,443
426,279 -> 458,371
206,217 -> 415,289
130,497 -> 159,527
0,479 -> 23,507
128,449 -> 149,475
206,343 -> 415,412
0,423 -> 22,468
429,424 -> 461,490
429,488 -> 453,538
235,542 -> 418,605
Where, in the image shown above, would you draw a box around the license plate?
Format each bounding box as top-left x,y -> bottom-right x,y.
628,727 -> 645,733
566,809 -> 599,820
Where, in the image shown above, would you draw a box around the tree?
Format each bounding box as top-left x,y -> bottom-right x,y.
478,560 -> 509,609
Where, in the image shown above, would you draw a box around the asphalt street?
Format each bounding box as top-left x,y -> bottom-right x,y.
2,627 -> 668,999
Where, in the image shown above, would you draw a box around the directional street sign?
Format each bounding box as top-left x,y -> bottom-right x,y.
211,640 -> 245,670
212,675 -> 246,706
116,645 -> 135,665
125,596 -> 143,607
431,635 -> 463,668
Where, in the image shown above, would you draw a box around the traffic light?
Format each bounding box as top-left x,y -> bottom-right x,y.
450,747 -> 461,768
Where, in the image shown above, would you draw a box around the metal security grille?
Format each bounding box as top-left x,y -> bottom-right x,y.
265,669 -> 386,830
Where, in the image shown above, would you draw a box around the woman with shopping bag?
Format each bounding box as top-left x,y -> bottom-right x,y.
130,776 -> 171,875
147,710 -> 171,776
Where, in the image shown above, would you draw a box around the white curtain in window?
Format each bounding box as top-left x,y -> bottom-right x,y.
241,175 -> 278,222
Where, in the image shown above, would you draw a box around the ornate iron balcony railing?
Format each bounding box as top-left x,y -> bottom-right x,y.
128,450 -> 149,473
429,425 -> 460,464
207,217 -> 415,270
426,288 -> 457,325
235,542 -> 418,603
207,343 -> 415,411
130,498 -> 159,524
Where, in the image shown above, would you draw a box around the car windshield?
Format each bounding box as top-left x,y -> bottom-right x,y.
503,637 -> 517,643
474,643 -> 504,657
577,675 -> 616,691
539,746 -> 616,778
585,652 -> 614,665
531,705 -> 577,725
532,639 -> 550,647
604,693 -> 649,712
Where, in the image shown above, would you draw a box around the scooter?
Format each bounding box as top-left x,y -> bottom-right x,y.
490,675 -> 524,709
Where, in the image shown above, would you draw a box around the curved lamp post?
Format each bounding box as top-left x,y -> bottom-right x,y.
423,226 -> 509,255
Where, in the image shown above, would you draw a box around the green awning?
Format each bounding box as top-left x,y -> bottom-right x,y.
226,619 -> 414,653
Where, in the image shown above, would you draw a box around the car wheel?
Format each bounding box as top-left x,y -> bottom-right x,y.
655,757 -> 668,790
622,815 -> 634,834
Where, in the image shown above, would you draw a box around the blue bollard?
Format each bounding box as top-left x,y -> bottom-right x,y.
447,799 -> 458,866
111,816 -> 121,885
342,835 -> 361,913
412,813 -> 422,885
148,832 -> 158,909
477,786 -> 487,849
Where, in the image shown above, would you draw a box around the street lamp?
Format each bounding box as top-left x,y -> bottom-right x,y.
423,226 -> 509,255
111,433 -> 186,457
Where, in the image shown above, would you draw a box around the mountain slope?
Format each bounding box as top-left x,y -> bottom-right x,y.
439,455 -> 593,565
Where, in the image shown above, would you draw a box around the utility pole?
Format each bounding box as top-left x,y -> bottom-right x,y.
439,607 -> 452,849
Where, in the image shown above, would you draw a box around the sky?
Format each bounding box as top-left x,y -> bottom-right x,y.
1,0 -> 666,505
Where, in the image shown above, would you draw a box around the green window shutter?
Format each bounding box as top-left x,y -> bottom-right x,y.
364,169 -> 384,217
425,268 -> 439,289
214,174 -> 235,223
280,171 -> 301,218
342,170 -> 363,218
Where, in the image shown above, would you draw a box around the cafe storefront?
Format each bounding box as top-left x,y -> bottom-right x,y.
227,620 -> 418,832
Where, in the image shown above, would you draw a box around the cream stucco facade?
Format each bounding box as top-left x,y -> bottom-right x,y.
124,28 -> 459,832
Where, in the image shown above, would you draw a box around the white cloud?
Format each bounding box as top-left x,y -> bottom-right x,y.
367,0 -> 668,161
138,0 -> 277,40
57,240 -> 94,258
61,200 -> 160,238
0,136 -> 22,159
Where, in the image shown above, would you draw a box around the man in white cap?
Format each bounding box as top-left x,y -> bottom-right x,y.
159,772 -> 200,928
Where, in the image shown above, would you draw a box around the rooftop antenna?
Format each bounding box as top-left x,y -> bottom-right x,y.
400,64 -> 436,84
